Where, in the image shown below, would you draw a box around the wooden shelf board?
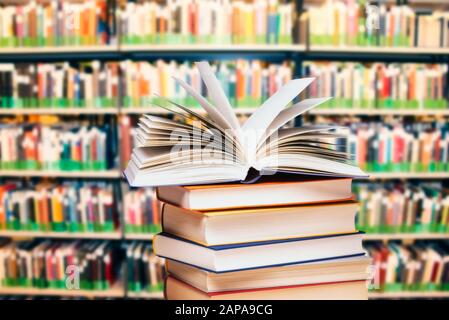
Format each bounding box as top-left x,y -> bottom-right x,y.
309,45 -> 449,55
368,291 -> 449,299
127,291 -> 164,299
1,44 -> 448,55
0,230 -> 122,240
0,108 -> 119,115
120,107 -> 256,115
0,170 -> 122,179
363,233 -> 449,241
2,107 -> 448,117
0,46 -> 118,54
310,109 -> 449,116
366,172 -> 449,180
124,233 -> 155,241
120,44 -> 306,52
0,283 -> 124,298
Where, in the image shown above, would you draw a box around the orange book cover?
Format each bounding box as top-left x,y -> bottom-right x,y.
89,4 -> 96,43
40,193 -> 50,227
152,198 -> 160,225
421,133 -> 432,166
389,13 -> 394,46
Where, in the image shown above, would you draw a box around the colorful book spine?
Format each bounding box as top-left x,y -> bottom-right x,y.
123,187 -> 161,235
0,61 -> 119,109
0,0 -> 114,48
366,242 -> 449,293
117,0 -> 293,45
0,240 -> 118,291
126,242 -> 165,293
0,182 -> 118,233
0,123 -> 115,171
120,59 -> 293,108
303,62 -> 448,110
347,122 -> 449,173
356,183 -> 449,234
306,1 -> 449,49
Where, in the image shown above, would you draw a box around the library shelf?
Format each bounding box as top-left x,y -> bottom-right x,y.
120,44 -> 306,52
127,291 -> 164,299
0,108 -> 119,116
120,107 -> 256,115
0,283 -> 124,298
310,108 -> 449,116
123,233 -> 155,241
368,291 -> 449,299
0,230 -> 122,240
0,169 -> 122,179
0,46 -> 118,54
363,233 -> 449,241
308,45 -> 449,55
3,107 -> 448,117
366,172 -> 449,180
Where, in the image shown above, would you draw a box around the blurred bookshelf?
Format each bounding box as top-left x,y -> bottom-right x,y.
366,173 -> 449,180
368,291 -> 449,299
0,170 -> 122,179
0,284 -> 125,299
0,108 -> 120,115
0,230 -> 122,240
363,234 -> 449,241
1,0 -> 449,300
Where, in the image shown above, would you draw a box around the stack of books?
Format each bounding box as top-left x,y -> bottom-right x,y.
124,61 -> 370,299
153,180 -> 370,299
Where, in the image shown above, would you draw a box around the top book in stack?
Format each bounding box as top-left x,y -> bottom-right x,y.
124,61 -> 367,187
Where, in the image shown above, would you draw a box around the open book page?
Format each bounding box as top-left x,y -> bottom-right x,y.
173,76 -> 234,131
196,62 -> 241,132
241,78 -> 315,165
258,97 -> 331,144
124,61 -> 367,187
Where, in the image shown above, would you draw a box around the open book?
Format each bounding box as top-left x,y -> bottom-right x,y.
124,62 -> 367,187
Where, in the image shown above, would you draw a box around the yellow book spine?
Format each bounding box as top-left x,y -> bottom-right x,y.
51,194 -> 63,223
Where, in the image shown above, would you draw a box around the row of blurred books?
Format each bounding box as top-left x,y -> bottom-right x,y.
0,60 -> 291,109
1,0 -> 449,48
0,182 -> 160,235
356,183 -> 449,234
303,62 -> 448,110
367,242 -> 449,292
1,60 -> 448,111
1,118 -> 449,174
3,179 -> 449,238
0,239 -> 165,295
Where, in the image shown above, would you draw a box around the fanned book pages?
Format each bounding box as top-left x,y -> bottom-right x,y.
124,61 -> 367,187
